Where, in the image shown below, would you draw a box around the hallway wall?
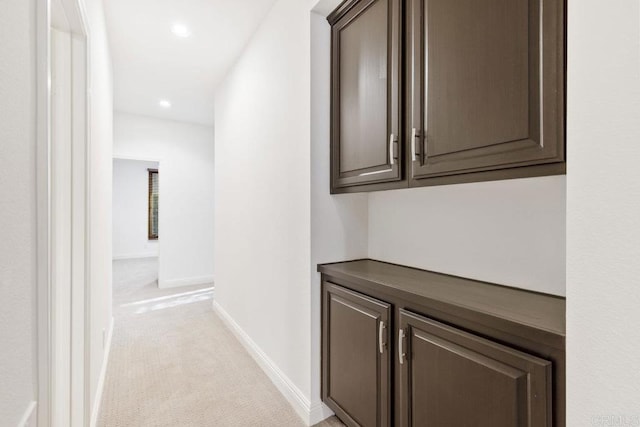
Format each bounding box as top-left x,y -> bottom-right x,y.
0,0 -> 38,424
113,112 -> 215,288
214,0 -> 314,419
214,1 -> 367,424
84,0 -> 116,421
566,0 -> 640,422
368,176 -> 566,296
112,159 -> 160,259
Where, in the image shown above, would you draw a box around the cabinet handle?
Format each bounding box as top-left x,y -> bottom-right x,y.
389,134 -> 395,165
411,128 -> 418,162
398,328 -> 406,364
379,321 -> 386,354
424,134 -> 428,161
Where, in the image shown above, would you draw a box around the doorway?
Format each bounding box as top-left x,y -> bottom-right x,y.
37,0 -> 91,425
112,158 -> 161,300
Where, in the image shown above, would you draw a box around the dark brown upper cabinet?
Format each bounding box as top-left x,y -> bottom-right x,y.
407,0 -> 566,186
328,0 -> 566,193
328,0 -> 404,193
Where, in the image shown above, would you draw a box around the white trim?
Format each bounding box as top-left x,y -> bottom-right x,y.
69,28 -> 90,427
112,253 -> 158,261
90,316 -> 114,427
158,275 -> 214,289
309,401 -> 335,425
51,26 -> 75,427
36,0 -> 52,424
212,302 -> 333,426
17,401 -> 38,427
37,0 -> 92,425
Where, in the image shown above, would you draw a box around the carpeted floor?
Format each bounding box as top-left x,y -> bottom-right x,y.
98,258 -> 344,427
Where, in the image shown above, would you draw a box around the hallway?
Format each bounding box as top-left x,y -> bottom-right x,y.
98,259 -> 342,426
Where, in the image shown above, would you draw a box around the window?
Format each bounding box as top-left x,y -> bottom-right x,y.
148,169 -> 159,240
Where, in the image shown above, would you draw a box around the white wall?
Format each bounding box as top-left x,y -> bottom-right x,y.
215,2 -> 368,423
214,0 -> 314,419
113,112 -> 215,288
0,0 -> 38,424
567,0 -> 640,424
368,176 -> 566,296
84,0 -> 115,419
112,159 -> 159,259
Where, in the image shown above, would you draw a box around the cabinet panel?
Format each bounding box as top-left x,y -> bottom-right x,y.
322,282 -> 391,427
428,0 -> 530,153
330,0 -> 403,192
339,0 -> 388,172
398,309 -> 552,427
407,0 -> 565,182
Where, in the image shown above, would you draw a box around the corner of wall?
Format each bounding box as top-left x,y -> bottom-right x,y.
89,316 -> 113,427
16,402 -> 37,427
214,302 -> 322,425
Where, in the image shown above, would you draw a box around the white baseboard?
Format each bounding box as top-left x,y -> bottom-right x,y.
159,275 -> 214,289
212,301 -> 333,426
309,401 -> 335,425
90,316 -> 114,427
112,253 -> 157,261
17,401 -> 37,427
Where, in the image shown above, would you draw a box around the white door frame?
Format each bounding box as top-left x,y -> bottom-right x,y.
36,0 -> 91,425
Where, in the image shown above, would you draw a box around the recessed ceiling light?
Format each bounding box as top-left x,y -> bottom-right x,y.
171,23 -> 191,38
159,100 -> 171,108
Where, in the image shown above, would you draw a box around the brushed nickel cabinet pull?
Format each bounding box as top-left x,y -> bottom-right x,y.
398,328 -> 406,364
389,134 -> 395,165
411,128 -> 418,162
379,321 -> 386,354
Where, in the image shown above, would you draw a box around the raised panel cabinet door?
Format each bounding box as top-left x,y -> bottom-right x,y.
329,0 -> 403,192
322,282 -> 391,427
398,309 -> 552,427
407,0 -> 565,183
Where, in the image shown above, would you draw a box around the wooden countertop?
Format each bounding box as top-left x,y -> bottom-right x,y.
318,259 -> 565,349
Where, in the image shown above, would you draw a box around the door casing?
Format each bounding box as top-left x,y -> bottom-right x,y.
37,0 -> 91,425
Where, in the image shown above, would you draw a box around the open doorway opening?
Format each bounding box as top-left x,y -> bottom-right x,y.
112,158 -> 160,303
101,150 -> 215,424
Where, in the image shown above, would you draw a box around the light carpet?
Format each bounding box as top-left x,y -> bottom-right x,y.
98,258 -> 343,427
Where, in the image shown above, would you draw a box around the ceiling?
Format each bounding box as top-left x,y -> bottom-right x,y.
104,0 -> 277,126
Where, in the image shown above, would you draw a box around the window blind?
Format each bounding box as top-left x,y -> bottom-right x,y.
148,169 -> 159,240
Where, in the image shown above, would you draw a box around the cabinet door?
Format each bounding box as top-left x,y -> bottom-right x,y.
398,309 -> 552,427
322,282 -> 391,427
407,0 -> 565,184
330,0 -> 403,192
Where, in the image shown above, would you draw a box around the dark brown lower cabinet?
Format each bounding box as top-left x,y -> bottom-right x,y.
320,260 -> 565,427
398,309 -> 551,427
322,283 -> 391,427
